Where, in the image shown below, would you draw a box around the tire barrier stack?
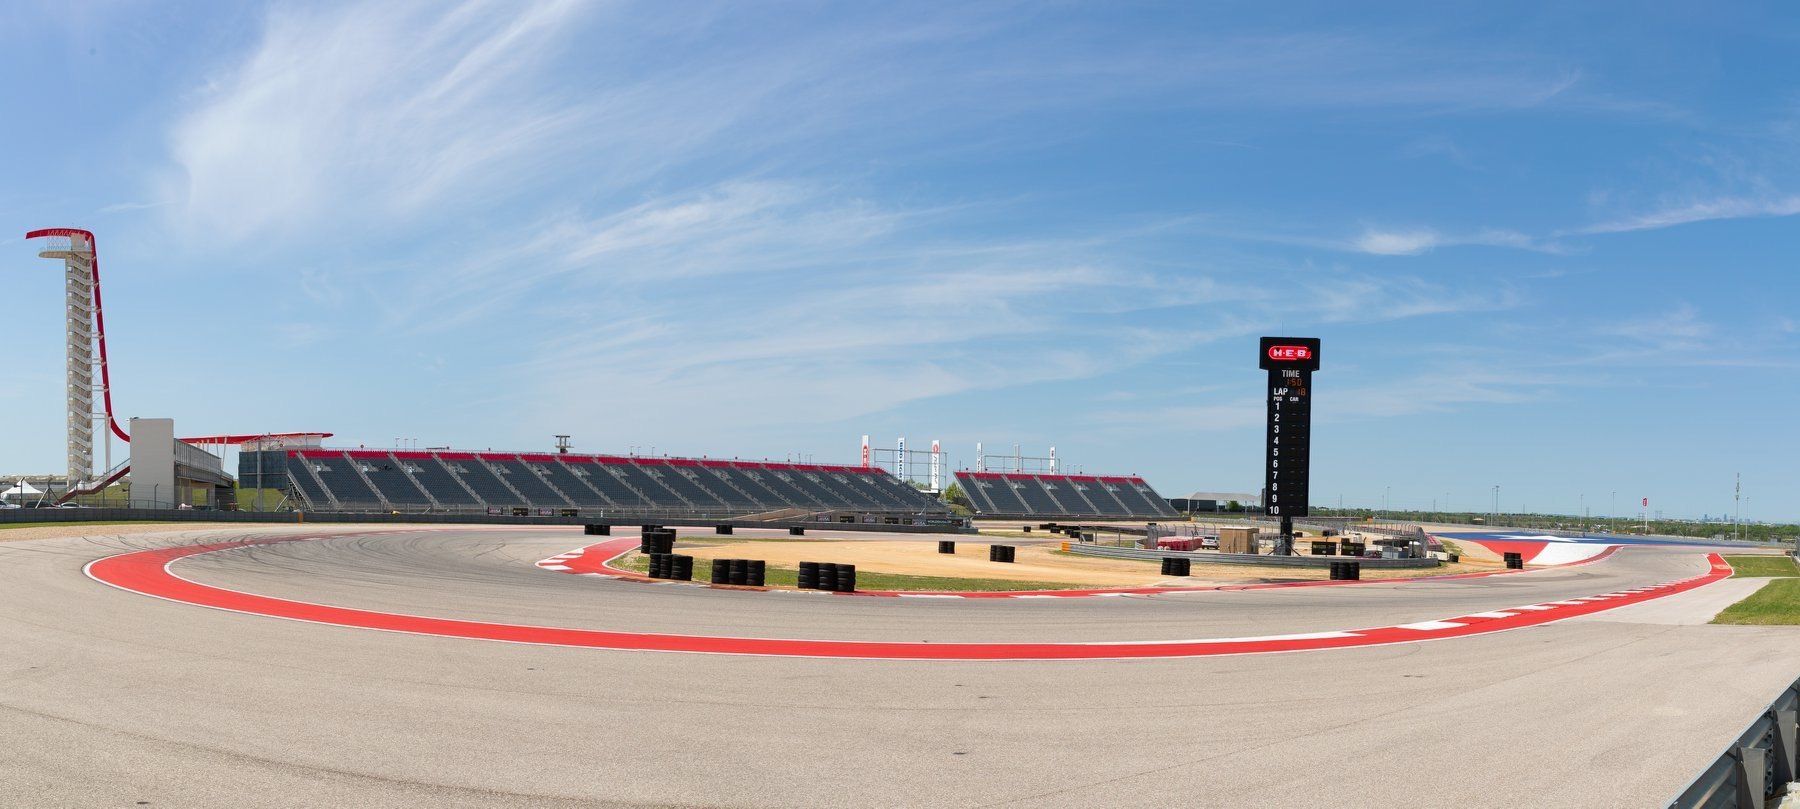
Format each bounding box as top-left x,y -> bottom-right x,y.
798,562 -> 856,592
938,540 -> 956,554
1160,557 -> 1191,577
1310,541 -> 1337,556
1504,552 -> 1525,570
989,544 -> 1016,563
583,524 -> 611,536
716,524 -> 733,535
1021,525 -> 1032,532
648,553 -> 693,581
1329,560 -> 1361,581
640,528 -> 676,555
789,527 -> 805,536
1341,541 -> 1366,557
708,558 -> 767,587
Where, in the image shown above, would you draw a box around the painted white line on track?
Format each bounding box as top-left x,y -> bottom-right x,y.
1082,630 -> 1362,646
1512,605 -> 1555,611
1397,621 -> 1466,630
1467,611 -> 1519,619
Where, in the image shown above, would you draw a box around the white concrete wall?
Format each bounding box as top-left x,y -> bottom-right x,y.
129,418 -> 176,508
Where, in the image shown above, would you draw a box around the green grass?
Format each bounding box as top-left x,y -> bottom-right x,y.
1724,555 -> 1800,578
618,553 -> 1075,591
1712,578 -> 1800,625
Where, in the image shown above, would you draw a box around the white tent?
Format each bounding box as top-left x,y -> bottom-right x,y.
2,479 -> 46,501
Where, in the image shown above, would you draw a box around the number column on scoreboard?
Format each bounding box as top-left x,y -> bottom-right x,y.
1265,368 -> 1312,517
1258,337 -> 1321,521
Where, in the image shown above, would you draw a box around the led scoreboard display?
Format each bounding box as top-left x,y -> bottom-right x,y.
1259,337 -> 1321,531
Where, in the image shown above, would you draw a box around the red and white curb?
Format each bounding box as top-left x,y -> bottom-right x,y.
82,533 -> 1733,661
1456,536 -> 1618,566
537,538 -> 1621,600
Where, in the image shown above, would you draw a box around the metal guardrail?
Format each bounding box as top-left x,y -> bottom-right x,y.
1670,676 -> 1799,808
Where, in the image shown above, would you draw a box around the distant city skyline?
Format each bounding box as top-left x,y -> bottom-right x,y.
1,2 -> 1795,520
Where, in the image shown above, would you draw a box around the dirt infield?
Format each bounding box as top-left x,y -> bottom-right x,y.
671,538 -> 1498,587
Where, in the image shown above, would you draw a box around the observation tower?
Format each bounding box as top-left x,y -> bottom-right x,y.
25,228 -> 125,485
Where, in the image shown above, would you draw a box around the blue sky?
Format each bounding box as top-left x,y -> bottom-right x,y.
2,1 -> 1795,520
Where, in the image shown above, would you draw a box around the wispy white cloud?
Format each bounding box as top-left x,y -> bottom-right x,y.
1559,305 -> 1796,369
1350,226 -> 1569,256
98,200 -> 173,214
1599,304 -> 1711,348
1353,229 -> 1443,256
163,0 -> 590,245
1578,193 -> 1800,234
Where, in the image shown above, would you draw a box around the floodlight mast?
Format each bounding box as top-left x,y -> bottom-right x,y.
26,228 -> 130,485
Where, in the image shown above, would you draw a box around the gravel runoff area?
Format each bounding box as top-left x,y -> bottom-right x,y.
658,536 -> 1497,588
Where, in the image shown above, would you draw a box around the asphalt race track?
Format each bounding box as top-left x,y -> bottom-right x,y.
3,525 -> 1798,808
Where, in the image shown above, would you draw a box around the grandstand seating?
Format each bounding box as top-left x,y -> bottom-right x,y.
344,450 -> 431,506
486,456 -> 572,507
300,451 -> 383,509
403,454 -> 481,506
954,471 -> 1177,520
526,456 -> 608,508
255,449 -> 949,518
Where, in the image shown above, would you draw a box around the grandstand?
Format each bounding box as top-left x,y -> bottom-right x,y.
242,448 -> 948,520
955,471 -> 1177,520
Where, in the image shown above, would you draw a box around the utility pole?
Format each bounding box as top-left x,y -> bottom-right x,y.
1734,473 -> 1742,543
